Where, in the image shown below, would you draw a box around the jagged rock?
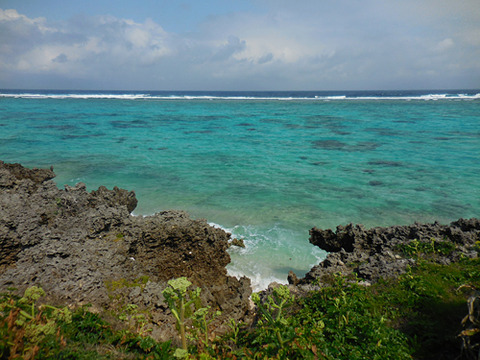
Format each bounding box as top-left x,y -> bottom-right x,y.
0,160 -> 55,188
301,218 -> 480,287
91,185 -> 138,213
0,161 -> 252,341
309,223 -> 368,252
287,271 -> 299,285
229,238 -> 246,248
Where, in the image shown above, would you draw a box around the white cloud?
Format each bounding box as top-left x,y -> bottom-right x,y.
0,9 -> 176,81
434,38 -> 454,52
0,8 -> 51,32
0,3 -> 479,90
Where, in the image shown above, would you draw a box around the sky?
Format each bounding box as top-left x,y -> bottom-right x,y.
0,0 -> 479,91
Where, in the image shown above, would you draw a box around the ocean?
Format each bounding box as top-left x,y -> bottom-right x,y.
1,89 -> 479,289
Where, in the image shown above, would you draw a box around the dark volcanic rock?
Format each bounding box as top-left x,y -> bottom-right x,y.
0,161 -> 55,187
301,219 -> 480,287
0,161 -> 251,341
309,223 -> 368,252
91,185 -> 138,213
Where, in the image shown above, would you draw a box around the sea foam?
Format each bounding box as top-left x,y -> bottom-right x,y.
209,222 -> 325,291
1,91 -> 479,101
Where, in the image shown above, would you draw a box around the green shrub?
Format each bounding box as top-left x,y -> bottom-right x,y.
3,257 -> 479,359
0,288 -> 174,359
398,238 -> 456,258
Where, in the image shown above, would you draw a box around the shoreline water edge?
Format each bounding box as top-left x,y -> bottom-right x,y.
2,88 -> 480,289
1,161 -> 479,341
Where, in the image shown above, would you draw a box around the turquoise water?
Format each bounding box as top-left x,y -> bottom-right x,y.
1,90 -> 479,289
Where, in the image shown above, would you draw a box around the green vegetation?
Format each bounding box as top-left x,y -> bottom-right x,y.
162,277 -> 202,358
250,285 -> 296,355
105,276 -> 150,293
0,286 -> 173,359
2,257 -> 480,359
397,238 -> 456,258
114,233 -> 125,241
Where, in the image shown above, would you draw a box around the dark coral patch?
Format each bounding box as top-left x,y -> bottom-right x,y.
312,139 -> 347,150
367,160 -> 404,167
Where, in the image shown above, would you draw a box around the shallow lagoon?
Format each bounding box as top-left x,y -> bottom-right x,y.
1,90 -> 479,289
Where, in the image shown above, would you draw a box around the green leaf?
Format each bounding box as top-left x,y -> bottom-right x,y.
23,286 -> 46,303
168,277 -> 192,295
173,348 -> 189,358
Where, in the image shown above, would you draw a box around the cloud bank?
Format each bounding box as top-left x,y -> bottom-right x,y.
0,1 -> 479,90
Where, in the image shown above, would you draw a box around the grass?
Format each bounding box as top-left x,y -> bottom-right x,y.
1,257 -> 479,359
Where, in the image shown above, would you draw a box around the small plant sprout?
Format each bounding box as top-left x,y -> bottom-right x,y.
19,286 -> 46,319
252,285 -> 295,349
1,286 -> 72,358
162,277 -> 200,352
191,306 -> 221,348
118,303 -> 152,337
227,318 -> 241,345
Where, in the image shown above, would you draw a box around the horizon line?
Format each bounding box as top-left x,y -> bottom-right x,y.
1,87 -> 480,93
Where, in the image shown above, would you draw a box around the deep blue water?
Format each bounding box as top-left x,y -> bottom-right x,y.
1,89 -> 479,289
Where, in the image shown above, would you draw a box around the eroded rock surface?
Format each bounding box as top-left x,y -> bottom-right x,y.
297,219 -> 480,288
0,161 -> 251,341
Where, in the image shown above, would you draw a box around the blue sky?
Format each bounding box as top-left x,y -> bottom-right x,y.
0,0 -> 479,90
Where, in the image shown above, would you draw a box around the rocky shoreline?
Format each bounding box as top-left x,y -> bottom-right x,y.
1,161 -> 479,341
291,218 -> 479,291
0,161 -> 251,341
